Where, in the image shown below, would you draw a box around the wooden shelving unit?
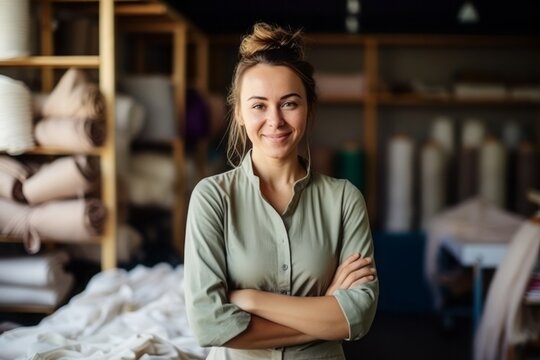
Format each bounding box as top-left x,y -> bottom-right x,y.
0,0 -> 117,277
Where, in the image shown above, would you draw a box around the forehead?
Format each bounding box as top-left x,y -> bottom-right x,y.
240,64 -> 305,99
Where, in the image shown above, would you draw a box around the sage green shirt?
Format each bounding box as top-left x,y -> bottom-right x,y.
184,152 -> 378,360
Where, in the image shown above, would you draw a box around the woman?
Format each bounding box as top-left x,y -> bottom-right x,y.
185,23 -> 378,359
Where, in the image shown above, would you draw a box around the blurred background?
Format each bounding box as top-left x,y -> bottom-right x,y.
0,0 -> 539,359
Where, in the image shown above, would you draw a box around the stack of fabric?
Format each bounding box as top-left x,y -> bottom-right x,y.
0,252 -> 73,307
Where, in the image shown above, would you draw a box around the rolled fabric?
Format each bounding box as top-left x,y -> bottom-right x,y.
0,75 -> 34,155
0,0 -> 30,59
0,156 -> 30,201
0,271 -> 74,307
34,117 -> 105,151
0,198 -> 34,251
457,147 -> 479,202
128,174 -> 174,209
514,142 -> 538,216
115,95 -> 145,176
335,143 -> 365,192
130,152 -> 176,185
420,141 -> 446,230
42,68 -> 104,120
0,252 -> 70,287
461,119 -> 485,148
385,134 -> 414,233
29,198 -> 106,243
479,137 -> 507,207
430,116 -> 455,156
23,156 -> 98,204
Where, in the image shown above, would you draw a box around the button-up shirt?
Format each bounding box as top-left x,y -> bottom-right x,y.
185,152 -> 378,360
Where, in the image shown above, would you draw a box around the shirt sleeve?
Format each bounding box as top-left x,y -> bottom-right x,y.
332,181 -> 379,341
184,179 -> 251,347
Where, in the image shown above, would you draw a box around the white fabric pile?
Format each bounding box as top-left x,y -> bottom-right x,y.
0,263 -> 207,360
0,252 -> 73,307
0,75 -> 34,154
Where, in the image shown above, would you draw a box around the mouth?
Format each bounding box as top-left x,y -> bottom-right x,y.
263,132 -> 291,142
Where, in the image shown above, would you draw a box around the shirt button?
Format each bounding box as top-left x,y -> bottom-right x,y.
281,264 -> 288,271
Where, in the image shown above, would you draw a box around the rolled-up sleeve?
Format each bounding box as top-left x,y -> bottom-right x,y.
184,179 -> 251,347
333,182 -> 379,341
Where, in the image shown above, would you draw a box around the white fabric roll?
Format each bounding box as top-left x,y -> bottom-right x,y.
0,252 -> 69,287
130,152 -> 176,185
430,116 -> 455,156
462,119 -> 485,148
479,138 -> 507,207
0,271 -> 73,307
128,174 -> 174,209
0,197 -> 30,238
385,135 -> 414,232
0,156 -> 29,200
0,0 -> 30,59
0,75 -> 34,154
115,94 -> 146,176
120,76 -> 177,141
420,142 -> 446,230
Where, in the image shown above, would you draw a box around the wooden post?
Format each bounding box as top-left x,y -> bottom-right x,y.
364,37 -> 378,225
40,0 -> 54,92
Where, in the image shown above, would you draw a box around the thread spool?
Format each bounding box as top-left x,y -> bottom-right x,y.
385,134 -> 414,232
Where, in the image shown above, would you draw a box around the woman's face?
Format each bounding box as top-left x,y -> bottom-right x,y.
238,64 -> 308,162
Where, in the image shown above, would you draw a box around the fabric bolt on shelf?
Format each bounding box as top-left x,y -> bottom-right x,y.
128,174 -> 175,209
130,152 -> 176,185
34,117 -> 105,151
22,156 -> 98,205
457,147 -> 479,202
0,197 -> 31,239
420,142 -> 446,230
502,122 -> 523,150
0,264 -> 207,360
0,75 -> 34,155
479,138 -> 507,208
385,135 -> 414,233
0,252 -> 69,287
474,218 -> 540,360
462,119 -> 486,148
115,94 -> 146,177
314,72 -> 365,97
120,75 -> 177,141
335,144 -> 365,192
0,156 -> 30,201
0,0 -> 29,59
42,68 -> 104,120
425,198 -> 524,309
430,116 -> 455,156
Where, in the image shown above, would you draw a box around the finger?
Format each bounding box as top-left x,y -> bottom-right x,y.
351,275 -> 376,287
342,267 -> 377,288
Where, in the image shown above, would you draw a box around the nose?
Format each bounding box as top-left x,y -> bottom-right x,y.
266,106 -> 284,127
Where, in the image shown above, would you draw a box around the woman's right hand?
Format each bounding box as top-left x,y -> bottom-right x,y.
325,254 -> 376,296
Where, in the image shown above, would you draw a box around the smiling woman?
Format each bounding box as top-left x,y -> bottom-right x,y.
184,22 -> 378,360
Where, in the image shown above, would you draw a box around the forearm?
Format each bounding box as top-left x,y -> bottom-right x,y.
235,290 -> 349,340
224,315 -> 317,349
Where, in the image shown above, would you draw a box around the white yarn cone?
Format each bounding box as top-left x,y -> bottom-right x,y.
0,75 -> 34,154
430,116 -> 455,156
0,0 -> 30,59
462,119 -> 485,148
385,135 -> 414,232
420,142 -> 446,230
479,137 -> 507,207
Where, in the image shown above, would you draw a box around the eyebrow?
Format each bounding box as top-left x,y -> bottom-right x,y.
247,93 -> 302,101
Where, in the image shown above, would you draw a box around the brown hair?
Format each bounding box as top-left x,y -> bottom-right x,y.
226,22 -> 317,166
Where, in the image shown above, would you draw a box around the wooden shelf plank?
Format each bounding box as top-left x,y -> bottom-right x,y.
0,234 -> 102,245
318,95 -> 365,104
0,56 -> 100,68
377,93 -> 540,106
1,146 -> 103,156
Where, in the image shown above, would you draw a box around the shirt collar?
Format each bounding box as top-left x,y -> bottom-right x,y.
240,149 -> 311,191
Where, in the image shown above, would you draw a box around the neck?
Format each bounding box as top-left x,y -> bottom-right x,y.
251,150 -> 305,188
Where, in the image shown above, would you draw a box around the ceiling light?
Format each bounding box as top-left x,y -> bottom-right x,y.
457,1 -> 479,23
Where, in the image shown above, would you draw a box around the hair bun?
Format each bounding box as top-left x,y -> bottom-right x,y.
240,23 -> 304,61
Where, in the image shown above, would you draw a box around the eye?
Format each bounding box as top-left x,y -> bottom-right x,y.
282,101 -> 298,109
251,103 -> 265,110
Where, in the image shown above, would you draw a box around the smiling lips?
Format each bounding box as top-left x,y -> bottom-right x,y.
263,132 -> 291,142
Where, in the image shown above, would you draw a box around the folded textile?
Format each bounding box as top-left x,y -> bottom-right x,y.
314,72 -> 365,97
23,156 -> 99,204
0,75 -> 34,155
42,68 -> 104,120
29,198 -> 106,244
128,174 -> 174,209
34,117 -> 105,151
0,271 -> 73,307
130,152 -> 176,184
0,264 -> 207,359
0,156 -> 30,201
0,252 -> 69,287
0,198 -> 31,239
474,219 -> 540,360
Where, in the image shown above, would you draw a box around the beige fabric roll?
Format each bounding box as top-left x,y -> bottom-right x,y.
43,68 -> 104,120
458,147 -> 479,202
23,156 -> 98,204
29,199 -> 106,243
474,219 -> 540,360
0,198 -> 30,238
420,142 -> 446,230
479,137 -> 507,207
34,117 -> 105,151
0,156 -> 29,201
